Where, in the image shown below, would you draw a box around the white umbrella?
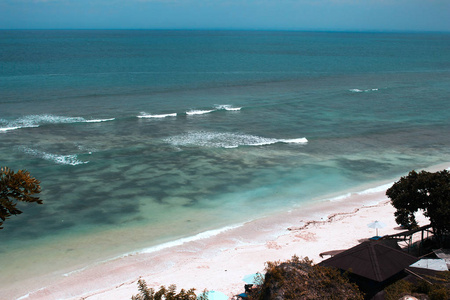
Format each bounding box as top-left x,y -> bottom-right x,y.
367,220 -> 386,237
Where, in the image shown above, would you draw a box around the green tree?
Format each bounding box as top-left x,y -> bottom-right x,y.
386,169 -> 450,245
0,167 -> 42,229
131,280 -> 201,300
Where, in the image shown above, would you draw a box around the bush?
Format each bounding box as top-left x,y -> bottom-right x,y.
249,255 -> 363,300
131,279 -> 201,300
429,287 -> 448,300
384,271 -> 450,300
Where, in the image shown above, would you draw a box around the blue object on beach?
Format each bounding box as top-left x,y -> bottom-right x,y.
243,273 -> 263,284
237,293 -> 248,298
199,291 -> 228,300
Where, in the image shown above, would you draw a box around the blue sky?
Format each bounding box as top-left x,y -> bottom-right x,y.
0,0 -> 449,32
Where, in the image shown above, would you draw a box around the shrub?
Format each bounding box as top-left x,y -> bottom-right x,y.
131,280 -> 200,300
249,255 -> 363,300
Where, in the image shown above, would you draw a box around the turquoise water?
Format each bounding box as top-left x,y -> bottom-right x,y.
1,30 -> 450,287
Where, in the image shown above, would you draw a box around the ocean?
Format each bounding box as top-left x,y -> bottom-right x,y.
1,30 -> 450,293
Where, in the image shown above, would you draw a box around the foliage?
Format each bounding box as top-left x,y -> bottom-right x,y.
384,271 -> 450,300
383,279 -> 415,300
0,167 -> 42,229
386,170 -> 450,244
131,279 -> 202,300
249,255 -> 363,300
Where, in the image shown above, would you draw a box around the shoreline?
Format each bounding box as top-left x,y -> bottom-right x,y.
10,162 -> 450,300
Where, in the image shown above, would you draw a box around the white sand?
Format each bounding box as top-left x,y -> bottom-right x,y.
10,163 -> 448,300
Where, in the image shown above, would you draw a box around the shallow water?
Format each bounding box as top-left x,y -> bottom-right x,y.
1,30 -> 450,291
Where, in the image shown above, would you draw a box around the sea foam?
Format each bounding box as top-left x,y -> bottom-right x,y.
85,118 -> 116,123
215,104 -> 242,111
164,132 -> 307,149
0,126 -> 23,132
0,114 -> 115,132
60,222 -> 245,279
21,147 -> 88,166
138,112 -> 177,118
186,110 -> 215,115
127,223 -> 244,256
185,104 -> 242,116
328,182 -> 394,202
349,88 -> 379,93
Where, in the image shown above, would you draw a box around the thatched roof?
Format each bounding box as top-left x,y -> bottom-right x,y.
319,240 -> 419,282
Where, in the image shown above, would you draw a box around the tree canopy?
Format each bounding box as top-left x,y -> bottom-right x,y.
249,256 -> 363,300
0,167 -> 42,229
131,280 -> 202,300
386,169 -> 450,244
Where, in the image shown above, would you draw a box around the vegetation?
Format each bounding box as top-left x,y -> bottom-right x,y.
248,256 -> 363,300
386,170 -> 450,245
0,167 -> 42,229
384,271 -> 450,300
131,279 -> 207,300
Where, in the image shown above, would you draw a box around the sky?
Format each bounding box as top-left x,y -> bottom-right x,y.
0,0 -> 449,32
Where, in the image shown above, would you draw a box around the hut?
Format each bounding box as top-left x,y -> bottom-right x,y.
319,240 -> 419,299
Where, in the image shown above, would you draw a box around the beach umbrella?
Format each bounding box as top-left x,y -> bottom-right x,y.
242,273 -> 263,285
367,220 -> 386,237
199,290 -> 228,300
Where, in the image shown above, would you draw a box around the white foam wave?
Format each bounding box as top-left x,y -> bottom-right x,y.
126,223 -> 244,256
61,223 -> 245,279
185,105 -> 241,116
0,114 -> 116,131
138,112 -> 177,118
215,104 -> 242,111
0,126 -> 22,132
21,147 -> 88,166
349,88 -> 379,93
63,265 -> 89,277
280,138 -> 308,144
186,110 -> 215,115
358,182 -> 393,195
17,288 -> 46,300
329,182 -> 394,202
18,114 -> 85,126
329,192 -> 353,202
164,132 -> 308,149
85,118 -> 116,123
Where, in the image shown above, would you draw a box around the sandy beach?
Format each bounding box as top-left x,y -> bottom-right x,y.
8,164 -> 448,300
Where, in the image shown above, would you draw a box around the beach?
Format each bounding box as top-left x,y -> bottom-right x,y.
10,163 -> 446,300
1,31 -> 449,300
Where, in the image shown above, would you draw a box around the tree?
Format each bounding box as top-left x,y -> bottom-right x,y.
249,256 -> 363,300
131,280 -> 201,300
0,167 -> 42,229
386,169 -> 450,245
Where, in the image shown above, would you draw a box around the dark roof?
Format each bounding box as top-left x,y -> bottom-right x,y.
319,240 -> 419,282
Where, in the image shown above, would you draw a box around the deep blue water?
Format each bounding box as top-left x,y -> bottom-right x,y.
1,30 -> 450,286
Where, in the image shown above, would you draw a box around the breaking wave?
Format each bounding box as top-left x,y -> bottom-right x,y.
186,104 -> 242,116
137,112 -> 177,118
163,132 -> 307,149
0,114 -> 115,132
0,126 -> 28,132
85,118 -> 116,123
186,109 -> 215,116
349,88 -> 379,93
215,104 -> 242,111
20,147 -> 89,166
